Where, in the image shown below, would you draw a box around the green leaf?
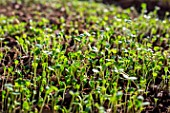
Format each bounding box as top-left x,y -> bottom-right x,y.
5,83 -> 13,91
128,77 -> 137,80
11,92 -> 20,95
23,101 -> 30,110
121,72 -> 137,80
92,69 -> 99,73
153,72 -> 157,77
142,102 -> 150,106
137,95 -> 144,100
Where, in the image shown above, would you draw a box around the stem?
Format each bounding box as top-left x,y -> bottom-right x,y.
40,93 -> 47,113
68,95 -> 75,112
124,80 -> 130,113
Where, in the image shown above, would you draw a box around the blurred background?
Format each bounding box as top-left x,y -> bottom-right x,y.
0,0 -> 170,19
80,0 -> 170,18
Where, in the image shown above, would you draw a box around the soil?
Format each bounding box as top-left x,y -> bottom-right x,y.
101,0 -> 170,19
0,1 -> 169,113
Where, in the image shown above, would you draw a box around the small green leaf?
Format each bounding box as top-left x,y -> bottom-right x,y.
153,72 -> 157,77
23,101 -> 29,110
137,95 -> 144,100
142,102 -> 150,106
92,69 -> 99,73
128,77 -> 137,80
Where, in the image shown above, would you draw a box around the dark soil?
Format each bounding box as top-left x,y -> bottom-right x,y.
101,0 -> 170,19
0,1 -> 169,113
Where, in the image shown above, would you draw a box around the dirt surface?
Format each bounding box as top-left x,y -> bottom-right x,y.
102,0 -> 170,19
0,2 -> 170,113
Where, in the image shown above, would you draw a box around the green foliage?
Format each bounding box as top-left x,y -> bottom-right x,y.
0,0 -> 169,113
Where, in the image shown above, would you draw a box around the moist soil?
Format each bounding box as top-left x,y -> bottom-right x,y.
101,0 -> 170,19
0,1 -> 170,113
